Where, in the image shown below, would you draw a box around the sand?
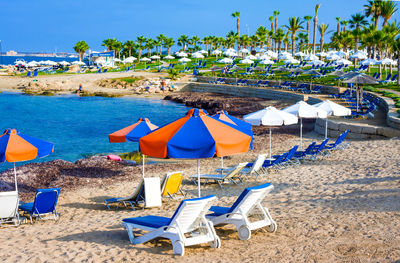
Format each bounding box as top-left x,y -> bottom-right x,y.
0,71 -> 172,97
1,132 -> 399,262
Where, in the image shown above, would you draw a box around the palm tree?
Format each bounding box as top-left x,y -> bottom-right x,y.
156,34 -> 166,56
249,35 -> 259,52
145,38 -> 155,56
391,37 -> 400,84
336,17 -> 341,33
164,37 -> 175,56
381,1 -> 397,27
202,36 -> 211,54
360,24 -> 377,58
274,28 -> 285,58
239,34 -> 250,50
318,24 -> 331,52
102,38 -> 115,51
231,11 -> 241,37
298,33 -> 308,52
112,40 -> 123,59
349,13 -> 368,51
283,31 -> 290,52
304,15 -> 312,44
269,16 -> 275,49
273,11 -> 280,50
136,36 -> 146,61
124,40 -> 136,57
256,26 -> 268,49
341,20 -> 349,32
382,21 -> 400,60
190,36 -> 201,51
73,41 -> 89,61
312,4 -> 321,54
285,17 -> 304,55
364,0 -> 382,28
177,35 -> 189,51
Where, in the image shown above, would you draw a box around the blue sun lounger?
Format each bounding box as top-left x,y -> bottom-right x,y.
122,195 -> 220,256
19,188 -> 61,224
206,183 -> 277,240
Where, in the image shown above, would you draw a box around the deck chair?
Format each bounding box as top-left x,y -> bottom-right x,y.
218,154 -> 267,180
122,195 -> 220,256
241,154 -> 267,179
104,180 -> 144,210
206,183 -> 277,240
0,191 -> 20,226
190,162 -> 248,188
160,171 -> 185,199
19,188 -> 60,224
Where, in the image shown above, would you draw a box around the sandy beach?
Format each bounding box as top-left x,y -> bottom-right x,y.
0,71 -> 177,97
1,131 -> 399,262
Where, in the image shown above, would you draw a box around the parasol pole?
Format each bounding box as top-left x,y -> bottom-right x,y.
142,154 -> 145,179
300,118 -> 303,150
325,118 -> 328,139
269,127 -> 272,159
197,159 -> 201,198
221,157 -> 223,169
356,83 -> 359,112
14,162 -> 18,192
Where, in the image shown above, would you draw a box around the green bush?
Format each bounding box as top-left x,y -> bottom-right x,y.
119,151 -> 143,163
167,69 -> 180,80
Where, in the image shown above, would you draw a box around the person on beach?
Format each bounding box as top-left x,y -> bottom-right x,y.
160,79 -> 167,92
77,83 -> 83,95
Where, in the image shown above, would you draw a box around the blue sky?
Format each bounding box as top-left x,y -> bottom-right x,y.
0,0 -> 371,53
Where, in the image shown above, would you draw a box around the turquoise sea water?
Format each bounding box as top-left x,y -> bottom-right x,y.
0,92 -> 188,170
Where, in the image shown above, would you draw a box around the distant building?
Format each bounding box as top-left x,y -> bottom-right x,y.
6,50 -> 18,56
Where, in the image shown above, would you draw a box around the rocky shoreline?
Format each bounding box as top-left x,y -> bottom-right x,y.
163,92 -> 267,116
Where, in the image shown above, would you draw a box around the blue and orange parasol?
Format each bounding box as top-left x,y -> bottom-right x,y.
0,129 -> 54,191
109,118 -> 158,178
139,108 -> 252,196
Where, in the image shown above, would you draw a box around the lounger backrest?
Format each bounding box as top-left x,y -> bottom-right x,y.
273,152 -> 287,164
224,162 -> 248,179
315,139 -> 329,154
33,188 -> 60,214
248,154 -> 267,174
0,191 -> 18,219
125,179 -> 144,200
304,142 -> 317,154
228,183 -> 273,214
169,195 -> 216,233
161,171 -> 183,197
284,145 -> 299,161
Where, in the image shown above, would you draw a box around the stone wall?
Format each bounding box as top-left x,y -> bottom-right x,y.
184,77 -> 400,138
314,118 -> 400,139
182,82 -> 307,102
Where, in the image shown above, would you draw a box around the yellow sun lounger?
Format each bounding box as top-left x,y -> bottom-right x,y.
160,171 -> 186,199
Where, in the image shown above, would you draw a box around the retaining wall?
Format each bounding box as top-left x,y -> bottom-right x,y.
181,77 -> 400,138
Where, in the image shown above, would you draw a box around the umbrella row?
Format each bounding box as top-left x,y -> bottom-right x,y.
1,100 -> 350,197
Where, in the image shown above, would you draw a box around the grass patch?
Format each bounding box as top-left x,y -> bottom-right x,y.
111,76 -> 143,84
120,151 -> 143,163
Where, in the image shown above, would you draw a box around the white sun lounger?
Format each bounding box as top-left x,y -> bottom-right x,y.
122,195 -> 220,256
206,183 -> 277,240
0,191 -> 20,226
190,162 -> 248,188
104,180 -> 144,210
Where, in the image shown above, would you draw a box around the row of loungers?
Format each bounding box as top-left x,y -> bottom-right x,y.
330,89 -> 379,118
190,130 -> 350,188
208,78 -> 324,94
